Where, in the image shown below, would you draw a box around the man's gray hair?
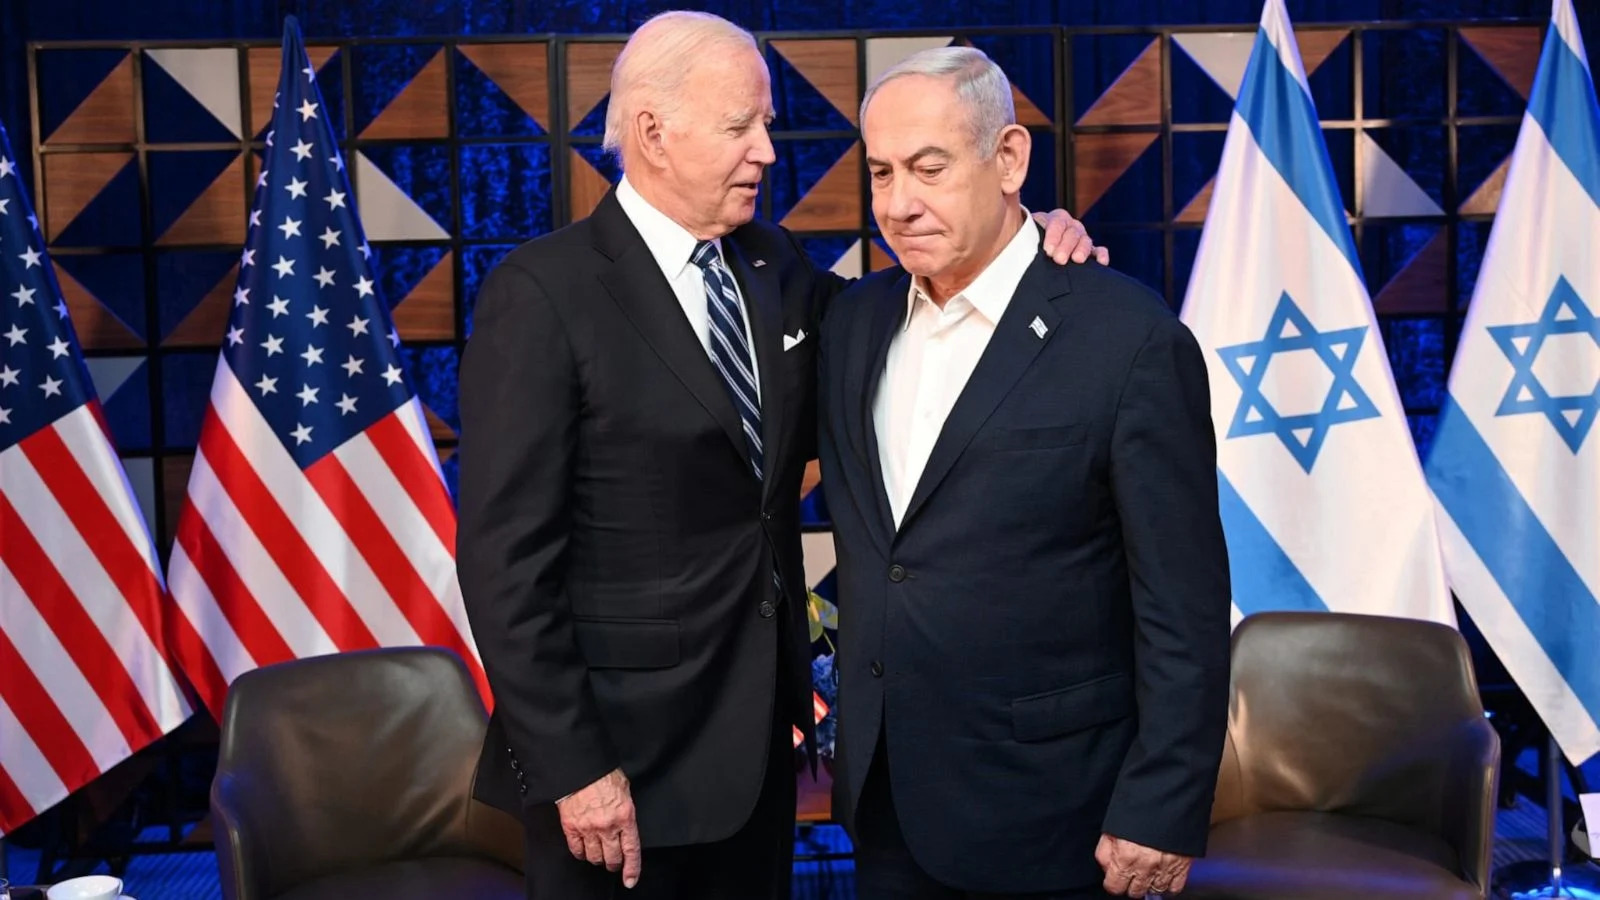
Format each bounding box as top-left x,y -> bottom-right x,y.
859,47 -> 1016,159
602,11 -> 758,157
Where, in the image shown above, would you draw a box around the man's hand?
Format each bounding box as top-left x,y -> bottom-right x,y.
1096,833 -> 1193,896
1035,209 -> 1110,266
558,768 -> 642,888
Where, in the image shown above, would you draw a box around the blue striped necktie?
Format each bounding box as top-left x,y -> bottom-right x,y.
691,240 -> 763,481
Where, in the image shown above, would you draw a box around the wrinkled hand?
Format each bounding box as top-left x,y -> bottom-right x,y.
1034,209 -> 1110,266
558,768 -> 642,888
1096,833 -> 1192,896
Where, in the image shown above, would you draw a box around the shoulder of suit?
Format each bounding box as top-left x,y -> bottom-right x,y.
490,218 -> 599,275
726,217 -> 804,260
1060,262 -> 1175,325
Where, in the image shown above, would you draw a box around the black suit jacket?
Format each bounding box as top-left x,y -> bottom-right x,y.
457,190 -> 843,847
817,244 -> 1232,892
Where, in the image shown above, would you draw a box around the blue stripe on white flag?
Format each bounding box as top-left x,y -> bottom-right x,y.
1528,22 -> 1600,208
1236,28 -> 1362,275
1217,471 -> 1328,616
1429,397 -> 1600,725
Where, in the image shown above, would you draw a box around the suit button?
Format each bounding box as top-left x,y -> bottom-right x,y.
870,661 -> 884,677
759,600 -> 776,618
888,564 -> 906,582
761,511 -> 772,522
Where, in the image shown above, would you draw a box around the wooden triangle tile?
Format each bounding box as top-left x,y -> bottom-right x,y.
436,446 -> 456,465
1077,40 -> 1160,126
869,238 -> 897,272
43,151 -> 134,242
1374,230 -> 1448,315
249,46 -> 338,135
54,262 -> 143,349
48,54 -> 136,144
392,251 -> 456,341
771,40 -> 860,126
569,149 -> 615,221
1176,177 -> 1215,225
780,142 -> 861,232
424,405 -> 457,440
1460,157 -> 1510,216
567,43 -> 624,130
1013,84 -> 1051,127
458,43 -> 551,132
164,263 -> 238,346
1296,29 -> 1351,77
1460,26 -> 1541,100
1073,132 -> 1158,214
158,153 -> 246,246
361,49 -> 449,139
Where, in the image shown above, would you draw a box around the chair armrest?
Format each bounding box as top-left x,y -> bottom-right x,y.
1441,715 -> 1500,899
464,798 -> 527,874
211,770 -> 268,900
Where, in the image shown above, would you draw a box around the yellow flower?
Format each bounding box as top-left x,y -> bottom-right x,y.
807,590 -> 839,643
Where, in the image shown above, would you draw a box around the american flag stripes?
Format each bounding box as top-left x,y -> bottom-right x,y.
0,118 -> 191,837
166,18 -> 487,716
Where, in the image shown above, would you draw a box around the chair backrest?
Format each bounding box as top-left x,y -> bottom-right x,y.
212,647 -> 499,897
1211,611 -> 1487,840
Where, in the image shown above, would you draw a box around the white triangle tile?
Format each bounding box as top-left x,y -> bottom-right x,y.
121,456 -> 158,540
146,49 -> 243,138
801,532 -> 836,591
1359,133 -> 1443,218
1173,33 -> 1255,100
84,356 -> 144,400
354,151 -> 450,241
866,37 -> 956,88
828,238 -> 864,281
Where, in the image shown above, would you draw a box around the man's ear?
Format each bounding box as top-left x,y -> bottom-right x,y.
994,124 -> 1032,195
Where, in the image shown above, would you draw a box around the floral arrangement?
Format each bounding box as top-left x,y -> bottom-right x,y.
807,590 -> 840,762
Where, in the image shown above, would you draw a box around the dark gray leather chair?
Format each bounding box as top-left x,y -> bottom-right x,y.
1185,611 -> 1500,900
211,647 -> 524,900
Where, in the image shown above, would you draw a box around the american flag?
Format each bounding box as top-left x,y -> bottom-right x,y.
166,19 -> 487,715
795,692 -> 829,749
0,118 -> 191,836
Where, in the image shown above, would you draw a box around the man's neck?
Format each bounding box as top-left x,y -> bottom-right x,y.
921,203 -> 1026,308
627,171 -> 720,241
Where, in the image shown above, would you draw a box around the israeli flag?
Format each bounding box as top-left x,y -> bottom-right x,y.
1179,0 -> 1453,626
1426,0 -> 1600,765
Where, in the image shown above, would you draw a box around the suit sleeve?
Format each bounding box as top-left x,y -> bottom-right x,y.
456,258 -> 620,807
1101,314 -> 1233,857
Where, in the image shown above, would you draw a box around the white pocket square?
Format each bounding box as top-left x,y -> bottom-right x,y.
783,330 -> 807,351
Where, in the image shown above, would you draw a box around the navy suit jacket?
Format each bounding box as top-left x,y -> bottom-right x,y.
817,242 -> 1232,893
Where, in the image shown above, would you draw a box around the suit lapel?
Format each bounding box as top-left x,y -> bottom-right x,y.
592,191 -> 749,467
895,253 -> 1072,534
723,237 -> 786,500
858,276 -> 909,545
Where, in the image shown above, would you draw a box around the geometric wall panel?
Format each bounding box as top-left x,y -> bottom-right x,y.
41,51 -> 136,145
457,43 -> 552,134
144,49 -> 243,140
360,48 -> 450,140
1077,39 -> 1159,126
247,45 -> 339,137
771,40 -> 860,127
566,43 -> 624,136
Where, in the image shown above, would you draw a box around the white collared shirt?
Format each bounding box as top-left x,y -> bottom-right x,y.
615,176 -> 760,400
874,213 -> 1040,526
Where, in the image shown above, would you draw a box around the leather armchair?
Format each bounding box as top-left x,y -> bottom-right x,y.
211,647 -> 525,900
1185,611 -> 1499,900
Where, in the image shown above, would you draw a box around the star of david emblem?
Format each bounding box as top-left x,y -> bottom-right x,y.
1216,291 -> 1382,473
1488,275 -> 1600,453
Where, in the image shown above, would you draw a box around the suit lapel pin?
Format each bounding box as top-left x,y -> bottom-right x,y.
752,259 -> 767,268
1029,316 -> 1048,339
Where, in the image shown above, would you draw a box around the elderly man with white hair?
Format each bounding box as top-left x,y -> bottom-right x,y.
457,11 -> 1101,900
817,46 -> 1231,899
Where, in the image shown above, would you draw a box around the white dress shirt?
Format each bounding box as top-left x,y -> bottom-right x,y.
874,214 -> 1040,527
614,176 -> 760,400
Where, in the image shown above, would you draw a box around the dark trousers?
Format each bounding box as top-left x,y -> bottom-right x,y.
854,733 -> 1119,900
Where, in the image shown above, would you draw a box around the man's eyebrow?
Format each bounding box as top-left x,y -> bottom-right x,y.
866,146 -> 953,168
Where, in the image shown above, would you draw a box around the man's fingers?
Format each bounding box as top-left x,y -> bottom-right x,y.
1124,866 -> 1154,898
1095,245 -> 1110,266
1102,865 -> 1132,896
621,822 -> 644,888
600,829 -> 625,871
1168,866 -> 1190,894
563,825 -> 585,860
583,832 -> 605,866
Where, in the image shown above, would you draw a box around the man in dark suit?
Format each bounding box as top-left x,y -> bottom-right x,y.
456,14 -> 1100,900
818,47 -> 1232,899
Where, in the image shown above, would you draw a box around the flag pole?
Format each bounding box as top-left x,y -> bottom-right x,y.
1494,734 -> 1600,899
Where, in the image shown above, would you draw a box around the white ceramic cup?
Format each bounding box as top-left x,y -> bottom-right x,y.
45,875 -> 123,900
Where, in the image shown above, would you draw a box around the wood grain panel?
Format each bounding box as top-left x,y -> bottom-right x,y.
392,251 -> 456,341
54,262 -> 143,349
164,263 -> 238,347
48,54 -> 136,144
158,153 -> 246,246
771,40 -> 860,126
44,151 -> 134,242
1077,40 -> 1159,126
567,43 -> 625,130
779,143 -> 861,232
361,49 -> 449,139
1072,132 -> 1158,214
458,43 -> 551,131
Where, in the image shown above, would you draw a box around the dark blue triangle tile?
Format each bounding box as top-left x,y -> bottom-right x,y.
99,358 -> 152,451
767,47 -> 853,133
55,253 -> 149,342
370,244 -> 451,313
572,95 -> 609,137
147,150 -> 239,239
38,49 -> 128,142
351,43 -> 442,136
141,56 -> 237,144
155,250 -> 236,341
454,51 -> 546,138
770,136 -> 857,224
53,157 -> 143,247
